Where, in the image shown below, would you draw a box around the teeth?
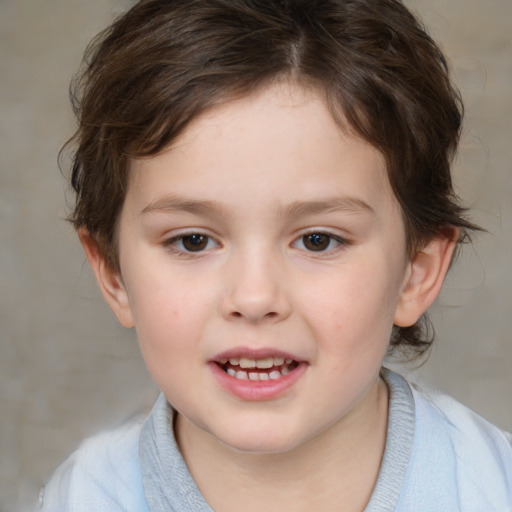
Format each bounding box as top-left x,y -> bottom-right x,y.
221,355 -> 298,381
227,356 -> 293,369
239,357 -> 256,368
226,368 -> 292,381
256,358 -> 273,369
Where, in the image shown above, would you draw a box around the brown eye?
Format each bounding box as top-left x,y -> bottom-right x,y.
303,233 -> 331,251
181,234 -> 209,252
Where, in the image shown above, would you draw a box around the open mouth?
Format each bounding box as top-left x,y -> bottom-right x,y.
217,356 -> 299,381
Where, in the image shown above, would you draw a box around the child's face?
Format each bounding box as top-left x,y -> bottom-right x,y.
111,84 -> 414,453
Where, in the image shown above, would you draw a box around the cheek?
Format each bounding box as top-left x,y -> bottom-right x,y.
124,267 -> 214,354
129,283 -> 210,398
301,263 -> 401,350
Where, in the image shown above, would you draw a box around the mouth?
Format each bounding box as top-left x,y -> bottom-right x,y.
210,350 -> 307,400
216,356 -> 300,381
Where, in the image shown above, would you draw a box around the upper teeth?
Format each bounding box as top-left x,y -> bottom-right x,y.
229,357 -> 287,369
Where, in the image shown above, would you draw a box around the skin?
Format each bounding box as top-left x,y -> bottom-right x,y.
82,82 -> 456,511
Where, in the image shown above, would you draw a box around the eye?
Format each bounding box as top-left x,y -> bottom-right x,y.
166,233 -> 219,253
293,232 -> 345,252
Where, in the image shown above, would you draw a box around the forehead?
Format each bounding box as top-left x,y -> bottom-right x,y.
126,83 -> 399,220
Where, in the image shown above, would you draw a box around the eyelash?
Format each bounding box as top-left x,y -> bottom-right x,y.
163,230 -> 349,257
163,232 -> 221,257
292,230 -> 349,254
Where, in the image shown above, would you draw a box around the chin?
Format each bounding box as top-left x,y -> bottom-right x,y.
213,423 -> 308,455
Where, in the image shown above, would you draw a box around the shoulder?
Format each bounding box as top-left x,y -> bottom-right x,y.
40,419 -> 150,512
412,384 -> 512,458
400,382 -> 512,510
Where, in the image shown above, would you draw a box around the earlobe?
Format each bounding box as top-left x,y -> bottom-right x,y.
78,229 -> 135,328
394,231 -> 457,327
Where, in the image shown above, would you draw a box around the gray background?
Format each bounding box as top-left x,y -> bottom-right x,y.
1,1 -> 511,510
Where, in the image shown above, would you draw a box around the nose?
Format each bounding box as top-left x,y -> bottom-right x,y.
220,248 -> 292,324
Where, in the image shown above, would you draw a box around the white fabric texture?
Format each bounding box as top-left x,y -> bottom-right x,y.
40,421 -> 150,512
396,382 -> 512,510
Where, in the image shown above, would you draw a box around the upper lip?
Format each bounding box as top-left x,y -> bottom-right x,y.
211,347 -> 304,364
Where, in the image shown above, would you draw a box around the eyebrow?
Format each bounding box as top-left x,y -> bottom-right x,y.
140,196 -> 226,216
140,195 -> 374,218
281,197 -> 375,218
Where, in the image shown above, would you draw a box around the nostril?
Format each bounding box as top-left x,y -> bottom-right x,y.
229,310 -> 279,321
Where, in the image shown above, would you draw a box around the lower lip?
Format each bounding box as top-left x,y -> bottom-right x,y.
209,362 -> 308,401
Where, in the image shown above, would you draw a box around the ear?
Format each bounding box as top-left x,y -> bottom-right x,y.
78,229 -> 135,328
394,230 -> 457,327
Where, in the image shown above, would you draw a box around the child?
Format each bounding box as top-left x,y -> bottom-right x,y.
41,0 -> 512,510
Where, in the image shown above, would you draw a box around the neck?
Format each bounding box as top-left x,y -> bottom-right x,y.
176,376 -> 389,512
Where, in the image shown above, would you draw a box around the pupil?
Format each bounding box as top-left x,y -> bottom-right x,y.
183,234 -> 208,251
305,233 -> 329,251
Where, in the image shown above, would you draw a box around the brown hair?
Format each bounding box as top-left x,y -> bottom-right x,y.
66,0 -> 478,357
